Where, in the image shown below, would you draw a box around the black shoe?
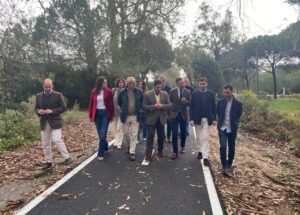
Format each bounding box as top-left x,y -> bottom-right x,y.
197,152 -> 203,160
42,162 -> 53,171
203,158 -> 210,167
59,158 -> 72,165
129,154 -> 135,161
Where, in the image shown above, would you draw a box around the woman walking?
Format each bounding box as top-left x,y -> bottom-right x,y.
88,76 -> 114,160
112,78 -> 125,149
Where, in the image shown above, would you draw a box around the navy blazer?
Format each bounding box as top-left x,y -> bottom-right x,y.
217,97 -> 243,134
189,89 -> 216,126
162,84 -> 172,94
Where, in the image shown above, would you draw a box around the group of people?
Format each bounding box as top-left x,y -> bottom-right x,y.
35,75 -> 243,174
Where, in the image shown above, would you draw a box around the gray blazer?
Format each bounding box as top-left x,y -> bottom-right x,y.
143,90 -> 171,125
169,87 -> 191,119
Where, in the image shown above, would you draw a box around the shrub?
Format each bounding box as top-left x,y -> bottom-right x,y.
238,90 -> 300,146
63,101 -> 85,124
0,109 -> 39,151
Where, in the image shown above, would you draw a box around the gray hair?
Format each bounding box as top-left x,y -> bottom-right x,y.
126,76 -> 136,84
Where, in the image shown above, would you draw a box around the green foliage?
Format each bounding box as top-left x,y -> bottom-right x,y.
63,101 -> 85,124
192,51 -> 223,93
191,2 -> 239,62
119,31 -> 174,79
0,109 -> 39,151
239,90 -> 300,146
262,151 -> 275,159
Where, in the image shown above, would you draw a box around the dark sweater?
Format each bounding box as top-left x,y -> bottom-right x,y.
189,89 -> 216,126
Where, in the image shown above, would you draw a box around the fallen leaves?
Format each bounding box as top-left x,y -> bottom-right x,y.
209,128 -> 300,214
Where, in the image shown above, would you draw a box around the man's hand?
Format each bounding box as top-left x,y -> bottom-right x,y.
190,120 -> 195,127
44,109 -> 53,114
38,109 -> 45,115
181,97 -> 187,104
212,121 -> 217,126
153,103 -> 163,110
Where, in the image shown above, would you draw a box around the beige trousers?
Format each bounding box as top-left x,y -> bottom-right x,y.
194,118 -> 211,159
122,116 -> 139,154
113,117 -> 124,147
41,121 -> 70,163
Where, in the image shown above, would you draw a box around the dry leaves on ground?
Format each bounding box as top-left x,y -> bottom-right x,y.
209,128 -> 300,215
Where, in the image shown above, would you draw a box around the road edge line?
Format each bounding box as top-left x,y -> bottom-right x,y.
193,127 -> 223,215
16,139 -> 114,215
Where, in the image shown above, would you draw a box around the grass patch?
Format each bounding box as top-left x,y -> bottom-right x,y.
262,151 -> 275,159
268,95 -> 300,120
63,110 -> 86,124
281,159 -> 293,167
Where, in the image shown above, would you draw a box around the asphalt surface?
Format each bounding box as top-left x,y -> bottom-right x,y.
28,131 -> 213,215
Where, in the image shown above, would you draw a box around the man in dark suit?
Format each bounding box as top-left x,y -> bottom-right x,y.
143,80 -> 171,162
217,85 -> 243,174
159,75 -> 172,144
169,77 -> 191,160
190,77 -> 216,166
35,79 -> 71,171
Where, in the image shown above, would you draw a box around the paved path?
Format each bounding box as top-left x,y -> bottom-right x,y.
25,132 -> 219,215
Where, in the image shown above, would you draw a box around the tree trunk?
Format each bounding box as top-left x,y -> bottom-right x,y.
272,65 -> 277,99
108,0 -> 119,69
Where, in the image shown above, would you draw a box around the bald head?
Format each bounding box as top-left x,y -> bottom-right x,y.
159,75 -> 166,85
43,79 -> 53,94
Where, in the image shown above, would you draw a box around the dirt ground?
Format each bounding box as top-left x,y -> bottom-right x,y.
209,127 -> 300,215
0,118 -> 299,215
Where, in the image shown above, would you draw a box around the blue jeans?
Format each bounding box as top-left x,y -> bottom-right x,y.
95,109 -> 110,157
218,129 -> 237,170
171,113 -> 187,154
138,117 -> 148,140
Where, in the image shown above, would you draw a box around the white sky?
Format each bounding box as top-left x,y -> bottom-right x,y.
173,0 -> 298,45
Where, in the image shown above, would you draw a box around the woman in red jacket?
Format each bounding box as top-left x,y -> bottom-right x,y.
88,76 -> 114,160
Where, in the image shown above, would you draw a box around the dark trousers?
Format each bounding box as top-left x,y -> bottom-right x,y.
171,113 -> 187,154
146,119 -> 164,159
218,129 -> 237,169
138,117 -> 148,140
166,119 -> 171,139
95,109 -> 109,157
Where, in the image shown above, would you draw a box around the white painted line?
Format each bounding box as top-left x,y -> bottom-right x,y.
16,140 -> 114,215
192,127 -> 223,215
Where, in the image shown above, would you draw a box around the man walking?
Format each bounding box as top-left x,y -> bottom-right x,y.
217,85 -> 243,174
190,77 -> 216,166
169,77 -> 191,160
118,77 -> 144,161
159,75 -> 172,143
143,80 -> 171,162
35,79 -> 71,171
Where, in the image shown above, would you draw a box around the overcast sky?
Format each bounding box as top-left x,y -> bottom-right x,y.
173,0 -> 298,45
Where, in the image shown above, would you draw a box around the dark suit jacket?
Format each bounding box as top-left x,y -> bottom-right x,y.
189,89 -> 216,126
143,90 -> 171,125
169,87 -> 191,119
217,97 -> 243,134
162,84 -> 172,94
35,91 -> 66,130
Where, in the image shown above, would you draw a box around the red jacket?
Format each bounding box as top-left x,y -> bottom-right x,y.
88,88 -> 114,122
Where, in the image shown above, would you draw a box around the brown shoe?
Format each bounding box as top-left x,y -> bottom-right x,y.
129,154 -> 136,161
171,153 -> 177,160
59,158 -> 72,165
